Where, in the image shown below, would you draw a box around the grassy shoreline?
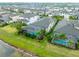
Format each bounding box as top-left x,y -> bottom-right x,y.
0,39 -> 36,57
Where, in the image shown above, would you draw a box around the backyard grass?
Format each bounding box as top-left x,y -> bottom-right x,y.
0,25 -> 79,57
1,25 -> 17,33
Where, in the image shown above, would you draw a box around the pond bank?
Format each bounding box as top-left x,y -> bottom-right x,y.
0,39 -> 37,57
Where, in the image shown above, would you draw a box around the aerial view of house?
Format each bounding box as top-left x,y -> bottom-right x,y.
0,3 -> 79,57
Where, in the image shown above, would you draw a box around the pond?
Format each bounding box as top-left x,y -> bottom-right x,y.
0,40 -> 23,57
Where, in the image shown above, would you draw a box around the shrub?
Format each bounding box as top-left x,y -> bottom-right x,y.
59,33 -> 67,39
47,34 -> 53,42
53,33 -> 67,40
0,22 -> 8,27
10,21 -> 26,32
37,34 -> 44,40
68,39 -> 74,47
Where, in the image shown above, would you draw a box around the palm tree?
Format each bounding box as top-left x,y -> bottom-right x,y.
38,16 -> 64,39
47,15 -> 64,35
46,15 -> 64,42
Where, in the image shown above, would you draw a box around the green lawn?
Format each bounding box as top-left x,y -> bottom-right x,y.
0,25 -> 79,57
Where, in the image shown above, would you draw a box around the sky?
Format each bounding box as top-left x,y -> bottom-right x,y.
0,0 -> 79,3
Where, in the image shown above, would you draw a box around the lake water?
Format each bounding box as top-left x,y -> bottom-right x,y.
0,40 -> 22,57
0,3 -> 79,8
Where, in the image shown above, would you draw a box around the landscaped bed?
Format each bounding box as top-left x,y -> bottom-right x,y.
51,33 -> 79,49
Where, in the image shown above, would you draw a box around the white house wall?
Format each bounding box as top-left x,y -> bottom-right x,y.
27,16 -> 39,25
46,21 -> 55,32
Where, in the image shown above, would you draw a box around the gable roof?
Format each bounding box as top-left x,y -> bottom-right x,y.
55,19 -> 70,30
22,17 -> 55,33
0,14 -> 10,22
56,23 -> 79,40
20,13 -> 37,18
30,17 -> 54,28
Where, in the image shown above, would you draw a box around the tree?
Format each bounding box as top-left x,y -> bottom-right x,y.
11,21 -> 26,32
39,14 -> 48,18
18,9 -> 24,14
37,28 -> 46,40
69,16 -> 78,21
37,15 -> 64,41
69,15 -> 78,26
47,15 -> 64,42
48,15 -> 64,35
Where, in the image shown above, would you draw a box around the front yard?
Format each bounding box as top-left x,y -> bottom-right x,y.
0,25 -> 79,56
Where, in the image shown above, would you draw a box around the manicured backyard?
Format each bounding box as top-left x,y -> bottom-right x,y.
0,25 -> 79,56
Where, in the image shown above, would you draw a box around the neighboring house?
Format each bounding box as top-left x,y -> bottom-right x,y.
23,9 -> 32,13
0,14 -> 10,23
0,14 -> 11,26
51,23 -> 79,49
56,23 -> 79,40
9,14 -> 25,23
9,15 -> 21,22
55,17 -> 70,30
21,17 -> 55,37
19,13 -> 39,25
0,13 -> 22,24
0,13 -> 39,24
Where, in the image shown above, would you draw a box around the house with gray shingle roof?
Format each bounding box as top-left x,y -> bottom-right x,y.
21,17 -> 55,37
0,14 -> 11,23
51,22 -> 79,49
55,23 -> 79,40
19,13 -> 39,25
